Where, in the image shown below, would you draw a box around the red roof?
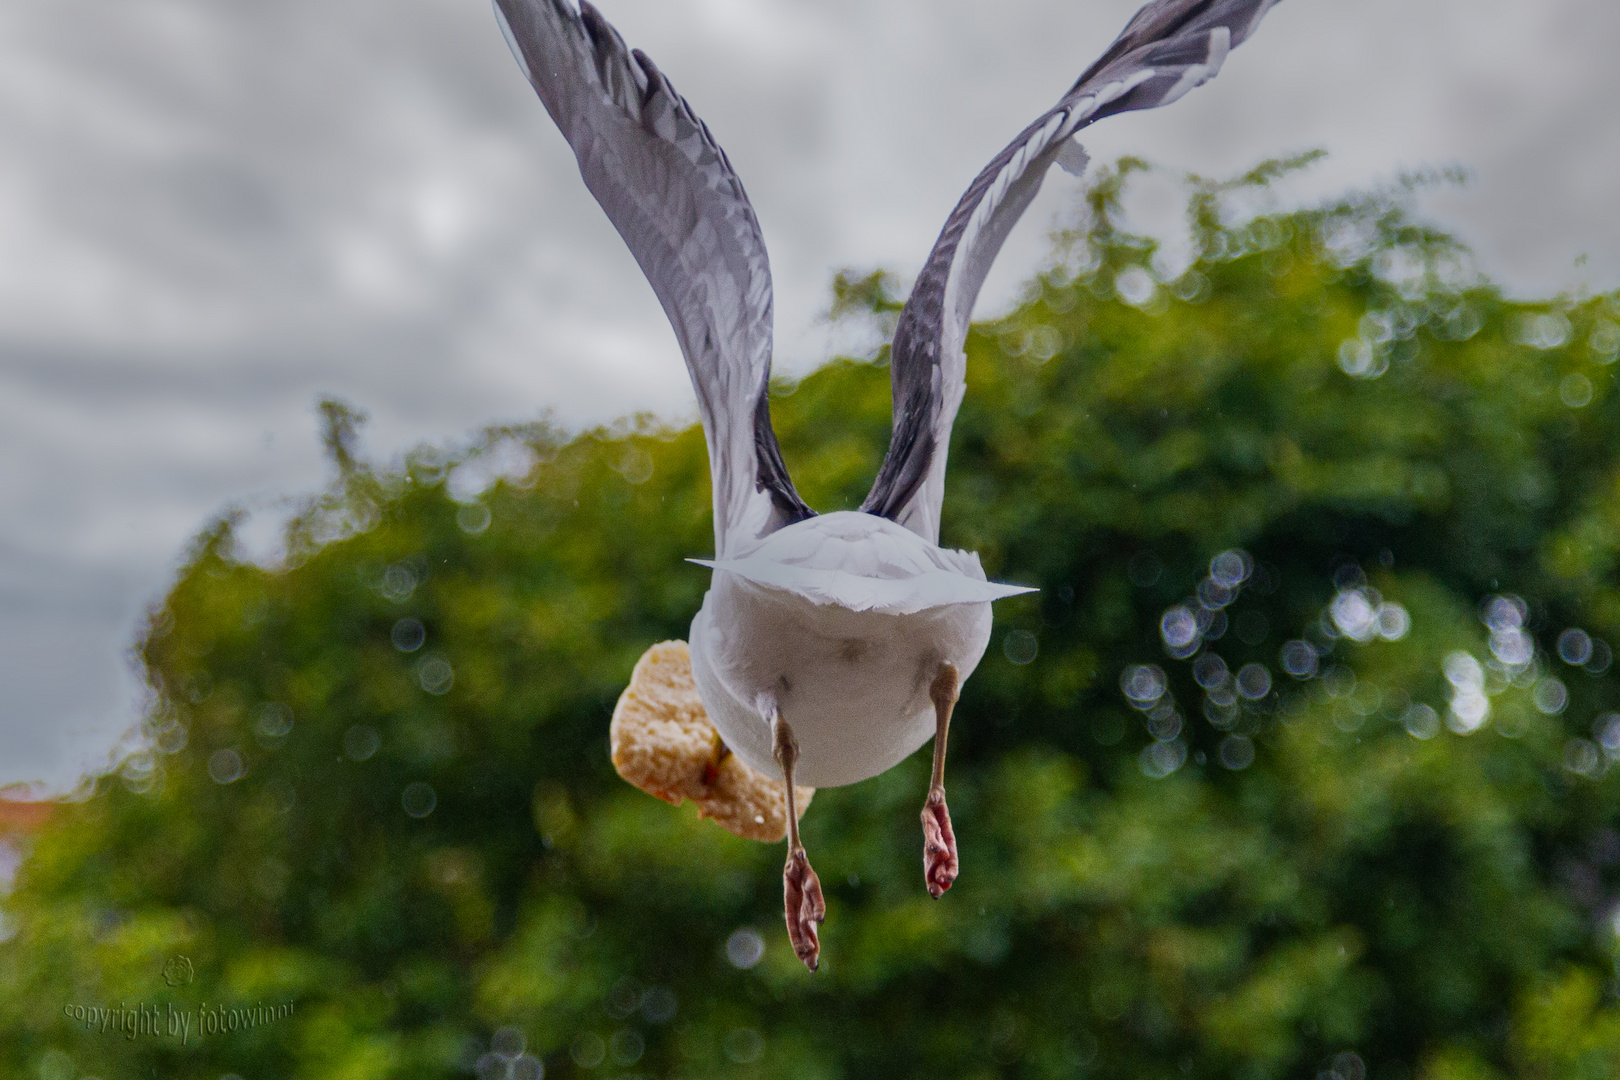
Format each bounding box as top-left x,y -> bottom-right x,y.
0,799 -> 55,835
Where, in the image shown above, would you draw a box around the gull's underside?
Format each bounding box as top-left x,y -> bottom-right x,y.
494,0 -> 1282,970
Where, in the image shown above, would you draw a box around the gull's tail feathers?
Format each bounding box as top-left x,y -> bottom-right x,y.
689,558 -> 1036,616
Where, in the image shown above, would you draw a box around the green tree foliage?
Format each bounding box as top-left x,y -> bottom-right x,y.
3,161 -> 1620,1080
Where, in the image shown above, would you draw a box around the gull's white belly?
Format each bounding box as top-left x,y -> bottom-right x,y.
689,569 -> 993,788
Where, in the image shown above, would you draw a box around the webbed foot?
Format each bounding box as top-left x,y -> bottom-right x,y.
921,789 -> 958,898
783,846 -> 827,970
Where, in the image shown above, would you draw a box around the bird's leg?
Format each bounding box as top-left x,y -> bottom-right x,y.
773,709 -> 825,971
922,662 -> 960,898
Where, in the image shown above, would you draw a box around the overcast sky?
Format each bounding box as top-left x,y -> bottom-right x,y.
1,0 -> 1616,792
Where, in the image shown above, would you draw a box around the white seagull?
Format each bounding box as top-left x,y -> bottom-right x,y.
494,0 -> 1280,969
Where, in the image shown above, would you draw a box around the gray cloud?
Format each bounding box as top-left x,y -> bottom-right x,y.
1,0 -> 1615,789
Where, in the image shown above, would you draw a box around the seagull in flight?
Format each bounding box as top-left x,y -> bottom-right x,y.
494,0 -> 1280,970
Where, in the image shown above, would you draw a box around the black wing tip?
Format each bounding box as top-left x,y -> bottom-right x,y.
577,2 -> 616,51
859,366 -> 937,522
1073,0 -> 1273,93
752,386 -> 816,525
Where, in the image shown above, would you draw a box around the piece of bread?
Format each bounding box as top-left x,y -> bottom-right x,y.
610,640 -> 811,842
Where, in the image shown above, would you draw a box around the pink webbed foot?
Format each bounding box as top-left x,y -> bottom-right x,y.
921,789 -> 958,898
783,847 -> 827,970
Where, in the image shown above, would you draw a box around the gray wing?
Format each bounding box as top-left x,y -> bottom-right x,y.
861,0 -> 1281,542
495,0 -> 812,558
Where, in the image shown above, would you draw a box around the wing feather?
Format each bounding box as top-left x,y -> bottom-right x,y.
861,0 -> 1281,541
495,0 -> 813,557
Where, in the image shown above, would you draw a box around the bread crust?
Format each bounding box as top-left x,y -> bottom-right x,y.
610,640 -> 811,842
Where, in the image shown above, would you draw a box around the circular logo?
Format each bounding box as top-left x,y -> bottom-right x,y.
161,955 -> 194,987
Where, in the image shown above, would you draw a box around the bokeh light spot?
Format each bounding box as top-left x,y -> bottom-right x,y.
1236,664 -> 1271,700
1209,549 -> 1252,587
380,564 -> 418,602
1585,638 -> 1613,675
609,1029 -> 644,1067
208,748 -> 244,784
402,781 -> 437,818
614,446 -> 654,485
392,618 -> 426,652
1559,373 -> 1593,408
570,1033 -> 605,1068
1161,606 -> 1199,652
492,1027 -> 525,1059
1402,704 -> 1441,740
1218,735 -> 1255,770
1114,265 -> 1156,307
1139,739 -> 1187,778
255,703 -> 293,741
1003,629 -> 1038,665
457,503 -> 493,534
1376,603 -> 1410,641
1557,628 -> 1592,665
726,927 -> 765,969
344,725 -> 381,761
1591,320 -> 1620,361
1595,714 -> 1620,755
1122,664 -> 1168,706
1564,739 -> 1602,778
1280,640 -> 1318,679
1515,311 -> 1571,349
1490,628 -> 1534,666
1192,654 -> 1229,690
417,655 -> 455,695
1332,1051 -> 1367,1080
154,719 -> 188,754
1532,677 -> 1567,715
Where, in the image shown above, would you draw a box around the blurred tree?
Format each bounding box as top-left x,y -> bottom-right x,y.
2,159 -> 1619,1080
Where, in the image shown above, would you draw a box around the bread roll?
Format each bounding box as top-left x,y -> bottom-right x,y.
610,640 -> 811,842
